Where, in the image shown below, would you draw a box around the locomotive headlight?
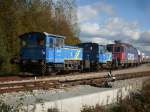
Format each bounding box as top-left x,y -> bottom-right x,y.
22,60 -> 27,64
42,49 -> 45,55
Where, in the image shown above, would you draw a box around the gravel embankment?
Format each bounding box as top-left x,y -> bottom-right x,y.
111,76 -> 150,88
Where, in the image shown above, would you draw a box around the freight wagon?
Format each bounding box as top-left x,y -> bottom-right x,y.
107,41 -> 139,68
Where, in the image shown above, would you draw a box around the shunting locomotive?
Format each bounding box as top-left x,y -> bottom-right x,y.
13,32 -> 83,74
77,42 -> 112,71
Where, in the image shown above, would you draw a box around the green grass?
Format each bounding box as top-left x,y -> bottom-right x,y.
0,71 -> 19,77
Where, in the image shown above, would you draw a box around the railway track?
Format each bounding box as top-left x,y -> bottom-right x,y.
0,64 -> 149,82
0,69 -> 150,94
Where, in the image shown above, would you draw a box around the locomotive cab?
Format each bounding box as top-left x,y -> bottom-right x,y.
19,32 -> 47,73
99,45 -> 112,68
107,44 -> 124,67
77,43 -> 112,71
19,32 -> 65,74
114,46 -> 124,61
20,32 -> 46,60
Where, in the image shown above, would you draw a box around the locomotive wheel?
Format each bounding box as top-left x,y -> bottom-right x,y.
47,66 -> 52,73
41,64 -> 46,75
20,65 -> 26,72
78,65 -> 83,72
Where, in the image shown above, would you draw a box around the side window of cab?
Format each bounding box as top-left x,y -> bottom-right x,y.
49,38 -> 53,48
21,39 -> 28,47
99,46 -> 104,53
37,37 -> 44,46
55,38 -> 64,48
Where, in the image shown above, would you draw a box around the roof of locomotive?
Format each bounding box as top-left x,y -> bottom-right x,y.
107,42 -> 134,48
19,32 -> 65,39
77,42 -> 104,46
78,42 -> 98,44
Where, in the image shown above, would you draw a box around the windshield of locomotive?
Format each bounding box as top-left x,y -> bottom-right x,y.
99,45 -> 105,53
20,33 -> 45,47
107,46 -> 113,52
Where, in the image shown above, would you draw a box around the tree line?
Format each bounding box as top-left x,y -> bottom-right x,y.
0,0 -> 80,72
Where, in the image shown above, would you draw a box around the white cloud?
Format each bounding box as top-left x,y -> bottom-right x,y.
80,23 -> 99,35
137,30 -> 150,43
77,2 -> 115,22
78,5 -> 97,22
80,17 -> 140,41
92,2 -> 115,16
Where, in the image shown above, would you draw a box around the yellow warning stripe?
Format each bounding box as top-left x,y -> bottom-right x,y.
75,49 -> 80,59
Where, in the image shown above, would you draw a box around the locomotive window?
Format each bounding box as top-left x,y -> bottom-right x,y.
60,39 -> 64,47
49,38 -> 53,47
83,44 -> 91,51
84,47 -> 91,51
21,40 -> 27,47
99,46 -> 104,53
55,38 -> 64,48
115,47 -> 121,52
107,47 -> 112,52
55,38 -> 59,47
121,47 -> 124,52
37,37 -> 44,46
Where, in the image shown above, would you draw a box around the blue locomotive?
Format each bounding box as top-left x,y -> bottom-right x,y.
16,32 -> 83,74
77,43 -> 112,71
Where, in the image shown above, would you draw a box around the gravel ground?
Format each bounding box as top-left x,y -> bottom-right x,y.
110,76 -> 150,88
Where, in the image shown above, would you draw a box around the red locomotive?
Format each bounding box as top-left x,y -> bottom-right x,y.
107,41 -> 139,68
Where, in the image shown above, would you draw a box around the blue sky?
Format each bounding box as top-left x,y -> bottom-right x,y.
77,0 -> 150,30
76,0 -> 150,56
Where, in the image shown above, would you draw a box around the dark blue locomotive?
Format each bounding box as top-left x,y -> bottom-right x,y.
77,42 -> 112,71
17,32 -> 83,74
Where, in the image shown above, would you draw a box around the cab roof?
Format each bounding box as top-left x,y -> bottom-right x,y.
19,32 -> 65,39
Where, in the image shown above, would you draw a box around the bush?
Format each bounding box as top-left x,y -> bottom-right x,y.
108,78 -> 150,112
81,78 -> 150,112
47,108 -> 60,112
0,100 -> 18,112
81,104 -> 105,112
0,55 -> 4,69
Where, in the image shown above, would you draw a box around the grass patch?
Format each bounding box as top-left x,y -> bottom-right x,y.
0,71 -> 19,77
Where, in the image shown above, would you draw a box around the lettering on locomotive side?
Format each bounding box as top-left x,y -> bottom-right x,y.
127,53 -> 135,60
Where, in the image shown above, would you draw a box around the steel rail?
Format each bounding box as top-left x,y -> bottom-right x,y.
0,70 -> 150,93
